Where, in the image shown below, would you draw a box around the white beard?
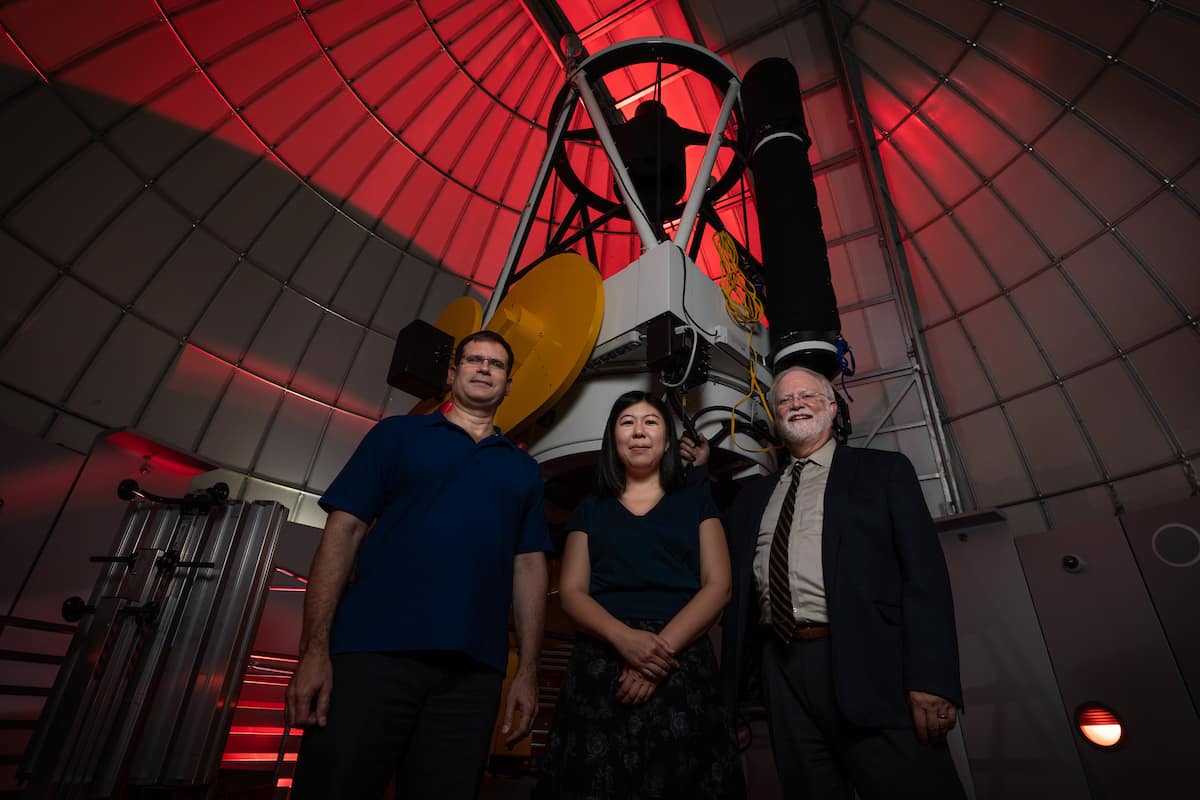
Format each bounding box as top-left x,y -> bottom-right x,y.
778,404 -> 834,445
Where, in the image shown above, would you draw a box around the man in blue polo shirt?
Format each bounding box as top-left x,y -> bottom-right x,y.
286,330 -> 552,799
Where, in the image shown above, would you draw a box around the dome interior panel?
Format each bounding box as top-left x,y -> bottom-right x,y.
948,406 -> 1035,507
1034,113 -> 1162,222
886,114 -> 981,206
202,20 -> 317,110
308,0 -> 412,46
803,87 -> 854,162
137,344 -> 235,453
1059,234 -> 1182,348
1008,270 -> 1111,375
154,120 -> 267,220
291,313 -> 364,405
252,391 -> 330,486
308,119 -> 392,202
443,195 -> 496,281
239,288 -> 325,387
976,11 -> 1102,102
374,254 -> 436,338
1004,387 -> 1102,495
473,207 -> 520,289
55,24 -> 196,130
66,315 -> 179,428
1003,0 -> 1147,54
247,190 -> 336,283
1114,465 -> 1196,518
307,409 -> 377,495
897,0 -> 992,37
860,71 -> 918,135
817,165 -> 877,238
1065,359 -> 1178,474
418,180 -> 474,270
852,26 -> 941,111
1117,193 -> 1200,314
908,216 -> 996,311
827,238 -> 890,307
959,296 -> 1053,398
345,144 -> 420,239
331,236 -> 401,326
1042,485 -> 1114,531
74,190 -> 195,305
0,384 -> 56,434
859,0 -> 967,77
989,153 -> 1103,256
0,0 -> 155,73
1078,68 -> 1200,176
1126,328 -> 1200,452
919,85 -> 1018,178
922,321 -> 997,416
274,90 -> 370,180
291,215 -> 370,309
43,414 -> 104,454
200,369 -> 284,470
7,143 -> 144,265
189,262 -> 283,364
134,229 -> 239,337
0,278 -> 121,402
338,329 -> 394,419
950,51 -> 1064,145
418,269 -> 472,323
950,189 -> 1047,287
901,239 -> 952,327
875,140 -> 943,228
104,76 -> 231,177
202,160 -> 302,253
0,233 -> 57,344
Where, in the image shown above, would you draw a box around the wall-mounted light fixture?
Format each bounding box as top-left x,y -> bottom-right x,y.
1077,703 -> 1123,748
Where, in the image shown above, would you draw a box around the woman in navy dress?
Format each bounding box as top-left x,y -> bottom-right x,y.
534,391 -> 745,799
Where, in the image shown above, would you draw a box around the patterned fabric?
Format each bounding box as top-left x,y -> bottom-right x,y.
533,620 -> 745,800
768,460 -> 805,640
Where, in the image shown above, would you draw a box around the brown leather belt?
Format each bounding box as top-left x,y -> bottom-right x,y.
765,622 -> 831,642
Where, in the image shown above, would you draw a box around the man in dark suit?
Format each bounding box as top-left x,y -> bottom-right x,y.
720,366 -> 965,799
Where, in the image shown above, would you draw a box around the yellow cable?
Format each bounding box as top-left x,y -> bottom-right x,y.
713,231 -> 778,453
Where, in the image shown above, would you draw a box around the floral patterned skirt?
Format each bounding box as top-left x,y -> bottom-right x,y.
533,620 -> 745,800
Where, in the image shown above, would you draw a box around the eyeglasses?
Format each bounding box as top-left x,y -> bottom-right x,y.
460,353 -> 508,371
776,391 -> 833,407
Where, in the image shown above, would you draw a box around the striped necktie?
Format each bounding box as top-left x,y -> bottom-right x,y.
769,459 -> 807,641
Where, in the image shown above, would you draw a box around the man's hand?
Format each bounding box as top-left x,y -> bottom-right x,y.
679,433 -> 710,468
907,689 -> 957,744
615,664 -> 659,705
286,651 -> 333,728
614,628 -> 679,680
501,668 -> 538,748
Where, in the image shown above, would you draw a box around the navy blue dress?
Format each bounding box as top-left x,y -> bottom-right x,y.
534,486 -> 746,799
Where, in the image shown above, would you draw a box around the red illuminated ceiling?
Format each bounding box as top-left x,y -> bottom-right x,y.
0,0 -> 756,285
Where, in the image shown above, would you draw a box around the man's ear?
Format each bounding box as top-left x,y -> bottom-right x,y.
504,376 -> 512,397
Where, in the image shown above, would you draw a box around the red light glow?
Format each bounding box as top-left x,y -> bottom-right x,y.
1078,704 -> 1123,748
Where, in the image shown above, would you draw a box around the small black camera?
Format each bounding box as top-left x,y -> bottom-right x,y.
1061,554 -> 1087,574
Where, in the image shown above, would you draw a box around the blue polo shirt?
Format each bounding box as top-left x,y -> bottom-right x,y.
319,412 -> 552,673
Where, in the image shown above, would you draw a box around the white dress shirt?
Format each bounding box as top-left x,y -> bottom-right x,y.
753,438 -> 836,626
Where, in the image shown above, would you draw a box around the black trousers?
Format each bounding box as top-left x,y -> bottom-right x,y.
291,651 -> 503,800
761,637 -> 966,800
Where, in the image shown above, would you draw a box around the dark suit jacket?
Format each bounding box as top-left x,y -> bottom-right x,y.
719,444 -> 962,729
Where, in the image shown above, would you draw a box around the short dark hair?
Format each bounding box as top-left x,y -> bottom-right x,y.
596,391 -> 684,496
454,330 -> 515,372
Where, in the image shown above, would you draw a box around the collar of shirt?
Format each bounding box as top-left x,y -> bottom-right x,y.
425,410 -> 513,447
787,437 -> 837,475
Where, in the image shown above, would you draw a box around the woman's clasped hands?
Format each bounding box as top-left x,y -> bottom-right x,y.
613,627 -> 678,704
